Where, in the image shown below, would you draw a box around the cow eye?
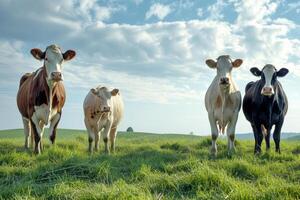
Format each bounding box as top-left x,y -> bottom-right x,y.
45,57 -> 48,61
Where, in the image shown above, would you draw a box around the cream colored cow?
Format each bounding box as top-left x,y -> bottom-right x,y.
205,55 -> 243,156
83,86 -> 124,154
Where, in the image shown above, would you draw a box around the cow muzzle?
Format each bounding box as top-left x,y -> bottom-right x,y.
51,72 -> 62,81
261,87 -> 274,96
219,77 -> 230,86
101,106 -> 111,113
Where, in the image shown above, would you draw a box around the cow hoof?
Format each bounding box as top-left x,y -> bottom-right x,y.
210,148 -> 217,157
254,150 -> 261,156
50,138 -> 55,145
228,148 -> 236,156
34,150 -> 41,155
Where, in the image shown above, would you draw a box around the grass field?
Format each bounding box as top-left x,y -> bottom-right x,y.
0,129 -> 300,200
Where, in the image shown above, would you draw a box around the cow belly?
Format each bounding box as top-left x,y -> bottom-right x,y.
214,108 -> 234,125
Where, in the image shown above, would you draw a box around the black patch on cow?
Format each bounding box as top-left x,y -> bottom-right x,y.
35,90 -> 48,106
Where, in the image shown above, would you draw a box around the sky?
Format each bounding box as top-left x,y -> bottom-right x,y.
0,0 -> 300,135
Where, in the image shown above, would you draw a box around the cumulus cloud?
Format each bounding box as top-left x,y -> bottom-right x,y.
197,8 -> 204,17
132,0 -> 143,5
145,3 -> 172,20
207,0 -> 227,20
232,0 -> 280,25
1,0 -> 300,104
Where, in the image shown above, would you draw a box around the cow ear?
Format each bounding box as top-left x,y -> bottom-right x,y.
90,88 -> 97,95
30,48 -> 45,60
232,59 -> 243,68
111,88 -> 119,96
63,50 -> 76,61
205,59 -> 217,68
250,67 -> 261,76
277,68 -> 289,77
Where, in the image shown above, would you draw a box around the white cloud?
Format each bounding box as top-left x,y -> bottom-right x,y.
197,8 -> 203,17
207,0 -> 227,20
145,3 -> 172,20
177,0 -> 194,9
132,0 -> 143,5
64,64 -> 200,104
232,0 -> 280,25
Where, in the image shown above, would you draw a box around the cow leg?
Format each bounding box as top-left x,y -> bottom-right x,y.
103,122 -> 113,154
265,130 -> 271,151
39,121 -> 45,152
273,119 -> 284,154
94,131 -> 100,152
208,113 -> 218,156
30,119 -> 43,154
251,124 -> 257,151
22,117 -> 31,149
252,122 -> 263,154
84,118 -> 95,153
226,112 -> 238,154
49,113 -> 61,144
109,127 -> 117,153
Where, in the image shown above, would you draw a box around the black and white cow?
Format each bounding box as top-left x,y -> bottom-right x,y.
243,64 -> 289,154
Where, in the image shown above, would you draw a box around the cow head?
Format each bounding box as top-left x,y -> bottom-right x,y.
250,65 -> 289,96
91,87 -> 119,113
31,44 -> 76,83
206,55 -> 243,88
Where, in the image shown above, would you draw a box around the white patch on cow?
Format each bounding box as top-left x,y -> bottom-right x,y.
22,117 -> 31,148
33,68 -> 42,80
33,104 -> 50,126
49,113 -> 60,138
262,65 -> 276,95
44,45 -> 64,83
216,56 -> 232,80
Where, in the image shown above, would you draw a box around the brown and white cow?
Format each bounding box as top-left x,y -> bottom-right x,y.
83,86 -> 124,154
16,44 -> 76,154
205,55 -> 243,156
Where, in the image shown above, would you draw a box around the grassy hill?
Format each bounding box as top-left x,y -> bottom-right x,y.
0,129 -> 300,200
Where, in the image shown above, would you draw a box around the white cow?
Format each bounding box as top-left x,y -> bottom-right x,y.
205,55 -> 243,156
83,86 -> 124,154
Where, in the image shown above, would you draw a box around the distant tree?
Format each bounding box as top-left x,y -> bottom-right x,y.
190,131 -> 194,135
126,127 -> 134,133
